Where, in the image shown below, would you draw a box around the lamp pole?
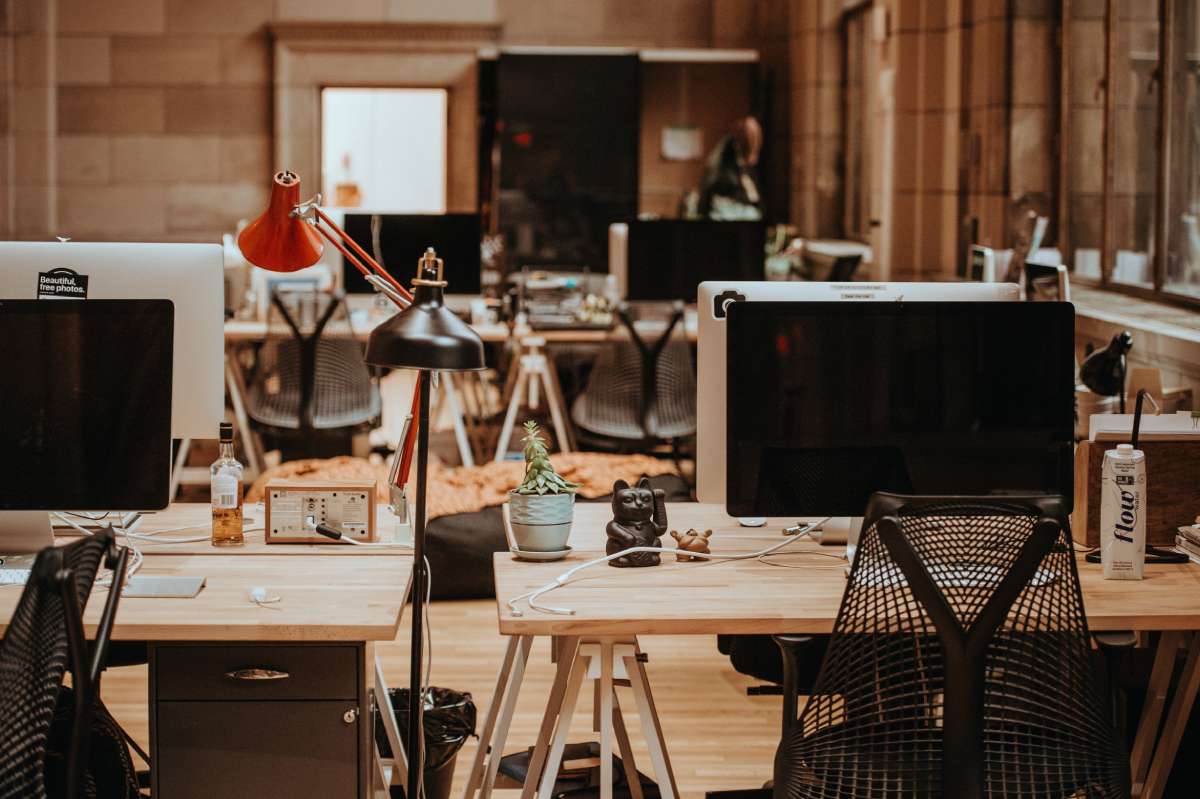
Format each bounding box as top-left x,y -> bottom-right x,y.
408,368 -> 430,799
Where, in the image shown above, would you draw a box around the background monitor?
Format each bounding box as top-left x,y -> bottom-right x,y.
0,299 -> 174,512
623,220 -> 766,302
695,280 -> 1022,505
341,213 -> 483,295
724,301 -> 1075,518
0,242 -> 222,440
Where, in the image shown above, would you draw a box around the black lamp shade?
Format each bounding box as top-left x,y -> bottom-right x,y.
365,282 -> 485,371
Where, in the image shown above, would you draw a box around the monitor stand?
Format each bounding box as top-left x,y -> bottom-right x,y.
788,517 -> 865,561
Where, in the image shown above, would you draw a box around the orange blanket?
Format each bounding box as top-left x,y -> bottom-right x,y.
247,453 -> 679,520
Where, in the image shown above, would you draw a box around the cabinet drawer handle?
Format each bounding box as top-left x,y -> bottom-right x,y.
224,668 -> 290,681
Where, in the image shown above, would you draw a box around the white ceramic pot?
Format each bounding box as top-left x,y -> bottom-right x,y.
507,491 -> 574,552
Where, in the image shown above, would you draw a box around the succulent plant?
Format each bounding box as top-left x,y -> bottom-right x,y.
515,421 -> 579,495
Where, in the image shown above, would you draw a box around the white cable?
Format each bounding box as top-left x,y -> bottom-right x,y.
506,518 -> 832,616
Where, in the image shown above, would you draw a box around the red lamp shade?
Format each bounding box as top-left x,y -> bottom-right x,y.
237,171 -> 324,272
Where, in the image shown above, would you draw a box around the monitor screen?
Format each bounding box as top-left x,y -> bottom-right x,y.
626,220 -> 765,302
725,301 -> 1075,517
0,299 -> 174,510
341,213 -> 482,295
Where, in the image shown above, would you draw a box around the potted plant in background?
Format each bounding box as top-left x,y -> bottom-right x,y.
507,421 -> 579,554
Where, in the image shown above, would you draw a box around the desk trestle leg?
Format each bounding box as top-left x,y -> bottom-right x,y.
463,635 -> 677,799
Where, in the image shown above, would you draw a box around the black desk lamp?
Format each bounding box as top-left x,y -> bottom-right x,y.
1080,330 -> 1133,413
365,247 -> 485,798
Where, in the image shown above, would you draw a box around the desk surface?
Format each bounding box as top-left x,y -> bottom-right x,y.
8,505 -> 411,642
225,297 -> 698,345
493,503 -> 1200,636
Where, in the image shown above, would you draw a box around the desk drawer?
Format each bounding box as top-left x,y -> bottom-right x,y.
156,700 -> 359,799
154,645 -> 359,701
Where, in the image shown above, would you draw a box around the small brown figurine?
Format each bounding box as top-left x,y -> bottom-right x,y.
671,529 -> 713,561
606,477 -> 668,567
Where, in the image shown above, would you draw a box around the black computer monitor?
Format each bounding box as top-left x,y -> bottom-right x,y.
341,213 -> 483,295
626,220 -> 765,303
0,299 -> 174,512
725,301 -> 1075,517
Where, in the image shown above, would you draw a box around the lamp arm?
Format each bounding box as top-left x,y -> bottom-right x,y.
396,389 -> 421,487
311,207 -> 411,299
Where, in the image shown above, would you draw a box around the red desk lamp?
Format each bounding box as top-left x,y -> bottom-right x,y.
240,170 -> 485,799
237,170 -> 422,518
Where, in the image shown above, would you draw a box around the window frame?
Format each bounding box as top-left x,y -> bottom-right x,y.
1061,0 -> 1198,308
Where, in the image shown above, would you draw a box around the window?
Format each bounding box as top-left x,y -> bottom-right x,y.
1063,0 -> 1200,305
320,88 -> 448,212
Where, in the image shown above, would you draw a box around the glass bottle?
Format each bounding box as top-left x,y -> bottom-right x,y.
210,421 -> 245,546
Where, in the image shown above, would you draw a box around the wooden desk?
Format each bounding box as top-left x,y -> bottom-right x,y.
20,505 -> 412,799
473,503 -> 1200,799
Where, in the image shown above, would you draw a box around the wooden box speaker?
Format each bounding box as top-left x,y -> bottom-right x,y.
1072,440 -> 1200,548
264,479 -> 377,544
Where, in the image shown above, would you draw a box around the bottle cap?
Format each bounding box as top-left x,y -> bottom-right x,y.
219,421 -> 234,442
1117,443 -> 1133,451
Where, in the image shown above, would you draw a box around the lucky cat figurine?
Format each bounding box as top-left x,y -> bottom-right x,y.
605,477 -> 668,567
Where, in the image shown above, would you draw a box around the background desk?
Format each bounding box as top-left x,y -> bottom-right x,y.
485,503 -> 1200,799
7,505 -> 412,799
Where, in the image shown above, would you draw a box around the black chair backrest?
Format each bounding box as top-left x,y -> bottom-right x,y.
250,289 -> 378,432
571,303 -> 696,443
0,549 -> 77,798
776,493 -> 1128,799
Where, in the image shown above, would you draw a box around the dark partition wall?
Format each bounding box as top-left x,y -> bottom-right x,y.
496,54 -> 640,273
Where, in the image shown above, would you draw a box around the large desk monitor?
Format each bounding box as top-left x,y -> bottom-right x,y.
0,300 -> 174,551
695,281 -> 1021,505
617,220 -> 765,302
724,301 -> 1075,518
0,242 -> 222,439
341,213 -> 482,295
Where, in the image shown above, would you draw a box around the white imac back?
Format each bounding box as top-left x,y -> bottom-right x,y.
696,280 -> 1022,505
0,242 -> 224,439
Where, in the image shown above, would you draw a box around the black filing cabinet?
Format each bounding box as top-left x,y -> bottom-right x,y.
150,643 -> 369,798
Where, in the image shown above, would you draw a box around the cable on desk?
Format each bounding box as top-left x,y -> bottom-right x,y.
506,518 -> 832,616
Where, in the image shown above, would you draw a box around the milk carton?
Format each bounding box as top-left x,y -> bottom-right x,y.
1100,443 -> 1146,580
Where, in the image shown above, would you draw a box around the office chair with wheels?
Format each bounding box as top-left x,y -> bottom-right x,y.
247,288 -> 381,437
570,302 -> 695,457
775,493 -> 1129,799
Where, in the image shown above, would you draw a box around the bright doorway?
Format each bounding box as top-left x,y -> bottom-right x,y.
320,87 -> 448,212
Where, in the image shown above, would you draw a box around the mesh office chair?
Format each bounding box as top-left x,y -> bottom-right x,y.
776,493 -> 1129,799
247,289 -> 381,433
48,530 -> 137,798
571,303 -> 695,449
0,543 -> 102,799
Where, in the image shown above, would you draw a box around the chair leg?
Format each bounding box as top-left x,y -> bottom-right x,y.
1143,632 -> 1200,799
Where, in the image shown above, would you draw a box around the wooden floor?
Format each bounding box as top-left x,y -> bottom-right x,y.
101,597 -> 784,798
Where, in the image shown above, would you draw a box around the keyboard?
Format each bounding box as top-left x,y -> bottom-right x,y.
0,569 -> 30,586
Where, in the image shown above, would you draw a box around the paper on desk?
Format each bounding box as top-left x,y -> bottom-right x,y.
1089,411 -> 1200,442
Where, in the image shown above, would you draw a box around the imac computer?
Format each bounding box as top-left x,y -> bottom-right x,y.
695,281 -> 1021,505
611,220 -> 766,302
340,213 -> 483,296
0,300 -> 174,558
0,242 -> 223,439
723,301 -> 1075,529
